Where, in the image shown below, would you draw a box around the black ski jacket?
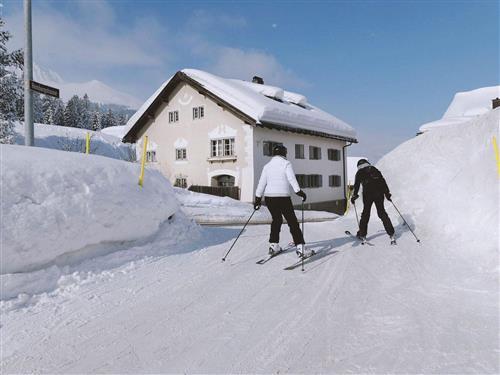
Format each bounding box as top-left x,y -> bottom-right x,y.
353,165 -> 390,197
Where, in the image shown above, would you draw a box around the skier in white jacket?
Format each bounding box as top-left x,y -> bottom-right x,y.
254,144 -> 310,258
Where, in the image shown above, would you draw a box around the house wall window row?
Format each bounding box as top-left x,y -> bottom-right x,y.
328,149 -> 341,161
168,110 -> 179,123
211,138 -> 235,157
193,106 -> 204,120
309,146 -> 322,160
263,141 -> 283,156
296,174 -> 323,188
175,148 -> 187,160
174,177 -> 187,188
146,150 -> 157,162
329,175 -> 342,187
295,144 -> 305,159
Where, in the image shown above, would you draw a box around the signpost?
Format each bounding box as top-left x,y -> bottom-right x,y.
29,80 -> 60,98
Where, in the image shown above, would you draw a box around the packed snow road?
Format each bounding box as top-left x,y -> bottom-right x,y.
1,216 -> 497,373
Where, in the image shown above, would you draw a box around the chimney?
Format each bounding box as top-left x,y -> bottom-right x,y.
252,76 -> 264,85
492,97 -> 500,109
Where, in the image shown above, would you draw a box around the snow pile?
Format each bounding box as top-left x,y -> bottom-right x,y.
14,122 -> 135,161
379,108 -> 499,253
174,187 -> 338,224
100,125 -> 130,140
1,145 -> 179,275
419,86 -> 500,132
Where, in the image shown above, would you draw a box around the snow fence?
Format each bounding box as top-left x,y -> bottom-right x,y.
1,144 -> 178,275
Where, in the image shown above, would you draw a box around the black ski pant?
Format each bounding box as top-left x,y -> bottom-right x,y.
265,196 -> 305,245
358,192 -> 394,237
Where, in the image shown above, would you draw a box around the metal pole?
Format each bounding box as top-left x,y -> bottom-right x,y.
390,201 -> 421,243
24,0 -> 34,146
222,209 -> 257,262
301,201 -> 304,272
353,201 -> 360,229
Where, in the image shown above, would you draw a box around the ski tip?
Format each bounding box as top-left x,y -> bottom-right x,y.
221,258 -> 226,262
417,239 -> 421,243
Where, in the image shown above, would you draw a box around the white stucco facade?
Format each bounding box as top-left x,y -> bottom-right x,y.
128,75 -> 354,213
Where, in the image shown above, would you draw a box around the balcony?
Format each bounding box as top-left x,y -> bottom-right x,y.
207,155 -> 237,163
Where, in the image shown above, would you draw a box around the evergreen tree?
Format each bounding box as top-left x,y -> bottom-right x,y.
64,95 -> 80,127
53,98 -> 65,126
0,17 -> 23,143
33,92 -> 44,123
42,96 -> 55,124
102,108 -> 117,128
91,111 -> 101,131
81,93 -> 91,129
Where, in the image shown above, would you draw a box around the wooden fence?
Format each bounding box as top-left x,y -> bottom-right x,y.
188,185 -> 240,200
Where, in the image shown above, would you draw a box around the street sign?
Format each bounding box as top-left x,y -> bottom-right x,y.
29,80 -> 59,98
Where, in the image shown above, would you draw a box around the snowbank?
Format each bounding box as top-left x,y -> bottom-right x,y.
379,108 -> 499,252
14,122 -> 135,161
174,187 -> 338,224
419,86 -> 500,132
1,145 -> 179,275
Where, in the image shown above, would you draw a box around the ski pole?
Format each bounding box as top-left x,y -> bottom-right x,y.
222,208 -> 257,262
390,200 -> 421,243
301,201 -> 304,272
353,201 -> 360,229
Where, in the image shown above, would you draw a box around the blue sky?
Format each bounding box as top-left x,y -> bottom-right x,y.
3,0 -> 499,160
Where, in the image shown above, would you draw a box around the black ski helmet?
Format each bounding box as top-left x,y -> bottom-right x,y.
272,144 -> 287,157
357,158 -> 370,167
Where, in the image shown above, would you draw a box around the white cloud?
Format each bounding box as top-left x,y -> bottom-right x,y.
6,1 -> 165,68
209,47 -> 307,89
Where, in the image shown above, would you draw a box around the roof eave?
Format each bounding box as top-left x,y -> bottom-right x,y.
257,121 -> 358,143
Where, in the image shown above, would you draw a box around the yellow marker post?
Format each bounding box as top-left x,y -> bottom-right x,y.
493,136 -> 500,177
85,133 -> 90,154
344,187 -> 351,215
138,136 -> 148,187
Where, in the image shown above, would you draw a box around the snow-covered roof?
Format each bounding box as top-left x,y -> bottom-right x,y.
419,86 -> 500,132
124,69 -> 357,142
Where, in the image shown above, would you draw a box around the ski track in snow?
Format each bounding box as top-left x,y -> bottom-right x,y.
1,213 -> 498,374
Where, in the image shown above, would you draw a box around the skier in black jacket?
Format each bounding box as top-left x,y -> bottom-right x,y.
351,159 -> 395,241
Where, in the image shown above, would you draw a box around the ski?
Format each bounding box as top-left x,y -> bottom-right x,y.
345,230 -> 374,246
256,243 -> 294,264
283,251 -> 317,270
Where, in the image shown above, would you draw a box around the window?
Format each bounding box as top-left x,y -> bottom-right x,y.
174,178 -> 187,188
328,149 -> 341,161
309,174 -> 323,188
295,144 -> 305,159
296,174 -> 307,188
329,175 -> 342,187
146,150 -> 156,162
168,110 -> 179,123
175,148 -> 187,160
263,141 -> 283,156
211,138 -> 235,157
193,106 -> 205,120
295,174 -> 323,188
309,146 -> 322,160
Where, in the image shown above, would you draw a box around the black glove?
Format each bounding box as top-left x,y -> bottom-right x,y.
385,192 -> 392,201
254,196 -> 262,210
350,194 -> 359,204
296,190 -> 307,202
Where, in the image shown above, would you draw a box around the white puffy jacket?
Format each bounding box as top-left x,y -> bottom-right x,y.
255,156 -> 301,198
